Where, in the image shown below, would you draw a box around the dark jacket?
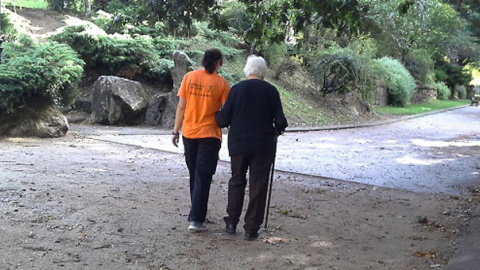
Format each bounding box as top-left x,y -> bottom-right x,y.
215,79 -> 288,156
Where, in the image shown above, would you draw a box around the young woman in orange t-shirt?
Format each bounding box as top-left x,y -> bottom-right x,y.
171,48 -> 230,232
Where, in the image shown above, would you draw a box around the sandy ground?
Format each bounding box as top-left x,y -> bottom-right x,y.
1,131 -> 478,270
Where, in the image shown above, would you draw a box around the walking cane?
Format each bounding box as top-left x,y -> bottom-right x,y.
264,135 -> 278,229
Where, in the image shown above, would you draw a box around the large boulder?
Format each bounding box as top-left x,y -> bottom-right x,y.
159,50 -> 194,128
0,105 -> 69,138
91,76 -> 148,125
144,93 -> 169,126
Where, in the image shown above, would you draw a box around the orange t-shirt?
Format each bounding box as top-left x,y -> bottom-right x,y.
178,69 -> 230,139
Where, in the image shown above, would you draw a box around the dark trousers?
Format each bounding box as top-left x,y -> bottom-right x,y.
182,137 -> 221,223
225,151 -> 274,234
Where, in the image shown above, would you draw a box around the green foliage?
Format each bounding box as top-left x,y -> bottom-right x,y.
103,0 -> 220,35
3,0 -> 48,9
456,85 -> 466,99
193,22 -> 242,50
235,0 -> 364,51
434,81 -> 450,100
434,69 -> 448,82
263,43 -> 289,65
264,43 -> 298,80
360,0 -> 462,61
434,59 -> 472,90
375,57 -> 416,107
404,50 -> 435,84
310,47 -> 377,102
213,1 -> 250,36
171,22 -> 243,86
152,37 -> 187,58
48,26 -> 97,64
95,5 -> 168,38
0,37 -> 84,115
144,58 -> 174,82
46,0 -> 91,13
445,0 -> 480,48
277,83 -> 333,126
346,37 -> 379,59
49,26 -> 172,82
375,99 -> 468,115
0,13 -> 17,39
94,36 -> 158,73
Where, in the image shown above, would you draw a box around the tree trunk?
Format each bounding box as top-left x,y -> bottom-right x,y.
85,0 -> 92,16
466,85 -> 474,99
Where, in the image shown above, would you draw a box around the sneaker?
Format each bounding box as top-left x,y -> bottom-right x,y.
188,221 -> 207,232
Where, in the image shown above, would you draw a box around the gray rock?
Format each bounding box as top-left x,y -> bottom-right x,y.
160,51 -> 194,128
0,105 -> 69,138
91,76 -> 148,125
144,93 -> 169,126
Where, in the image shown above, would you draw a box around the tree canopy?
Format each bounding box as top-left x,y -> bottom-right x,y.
12,0 -> 480,103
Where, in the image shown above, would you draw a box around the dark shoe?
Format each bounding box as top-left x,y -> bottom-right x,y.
225,223 -> 236,235
223,216 -> 237,235
244,232 -> 259,241
188,221 -> 207,232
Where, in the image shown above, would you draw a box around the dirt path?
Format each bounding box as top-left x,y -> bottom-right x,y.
1,133 -> 478,270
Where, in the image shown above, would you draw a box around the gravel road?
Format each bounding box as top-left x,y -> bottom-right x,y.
75,106 -> 480,195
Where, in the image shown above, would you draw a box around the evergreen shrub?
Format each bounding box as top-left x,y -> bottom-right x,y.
434,81 -> 450,100
404,50 -> 434,85
434,69 -> 448,82
0,36 -> 84,115
375,57 -> 416,107
49,26 -> 172,82
0,13 -> 17,39
221,1 -> 250,34
456,85 -> 466,99
311,47 -> 377,101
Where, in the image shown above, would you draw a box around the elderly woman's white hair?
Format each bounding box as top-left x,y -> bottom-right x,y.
243,55 -> 267,79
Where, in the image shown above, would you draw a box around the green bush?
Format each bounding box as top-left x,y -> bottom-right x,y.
434,81 -> 450,100
346,37 -> 379,59
434,69 -> 448,82
49,26 -> 172,82
456,85 -> 466,99
375,57 -> 416,107
310,47 -> 377,101
216,1 -> 250,37
152,37 -> 187,57
0,13 -> 17,41
404,50 -> 434,85
177,22 -> 243,61
434,59 -> 472,90
0,37 -> 84,115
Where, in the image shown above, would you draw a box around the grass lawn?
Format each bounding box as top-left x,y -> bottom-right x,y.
375,99 -> 470,115
2,0 -> 48,9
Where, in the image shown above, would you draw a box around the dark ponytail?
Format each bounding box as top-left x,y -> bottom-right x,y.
202,48 -> 223,74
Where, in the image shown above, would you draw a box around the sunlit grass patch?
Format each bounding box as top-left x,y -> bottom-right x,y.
3,0 -> 48,9
375,99 -> 470,115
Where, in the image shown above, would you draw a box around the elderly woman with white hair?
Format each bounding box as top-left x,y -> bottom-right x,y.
215,55 -> 288,241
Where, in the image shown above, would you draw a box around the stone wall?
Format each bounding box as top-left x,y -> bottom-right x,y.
411,85 -> 437,104
374,84 -> 437,106
374,86 -> 389,106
